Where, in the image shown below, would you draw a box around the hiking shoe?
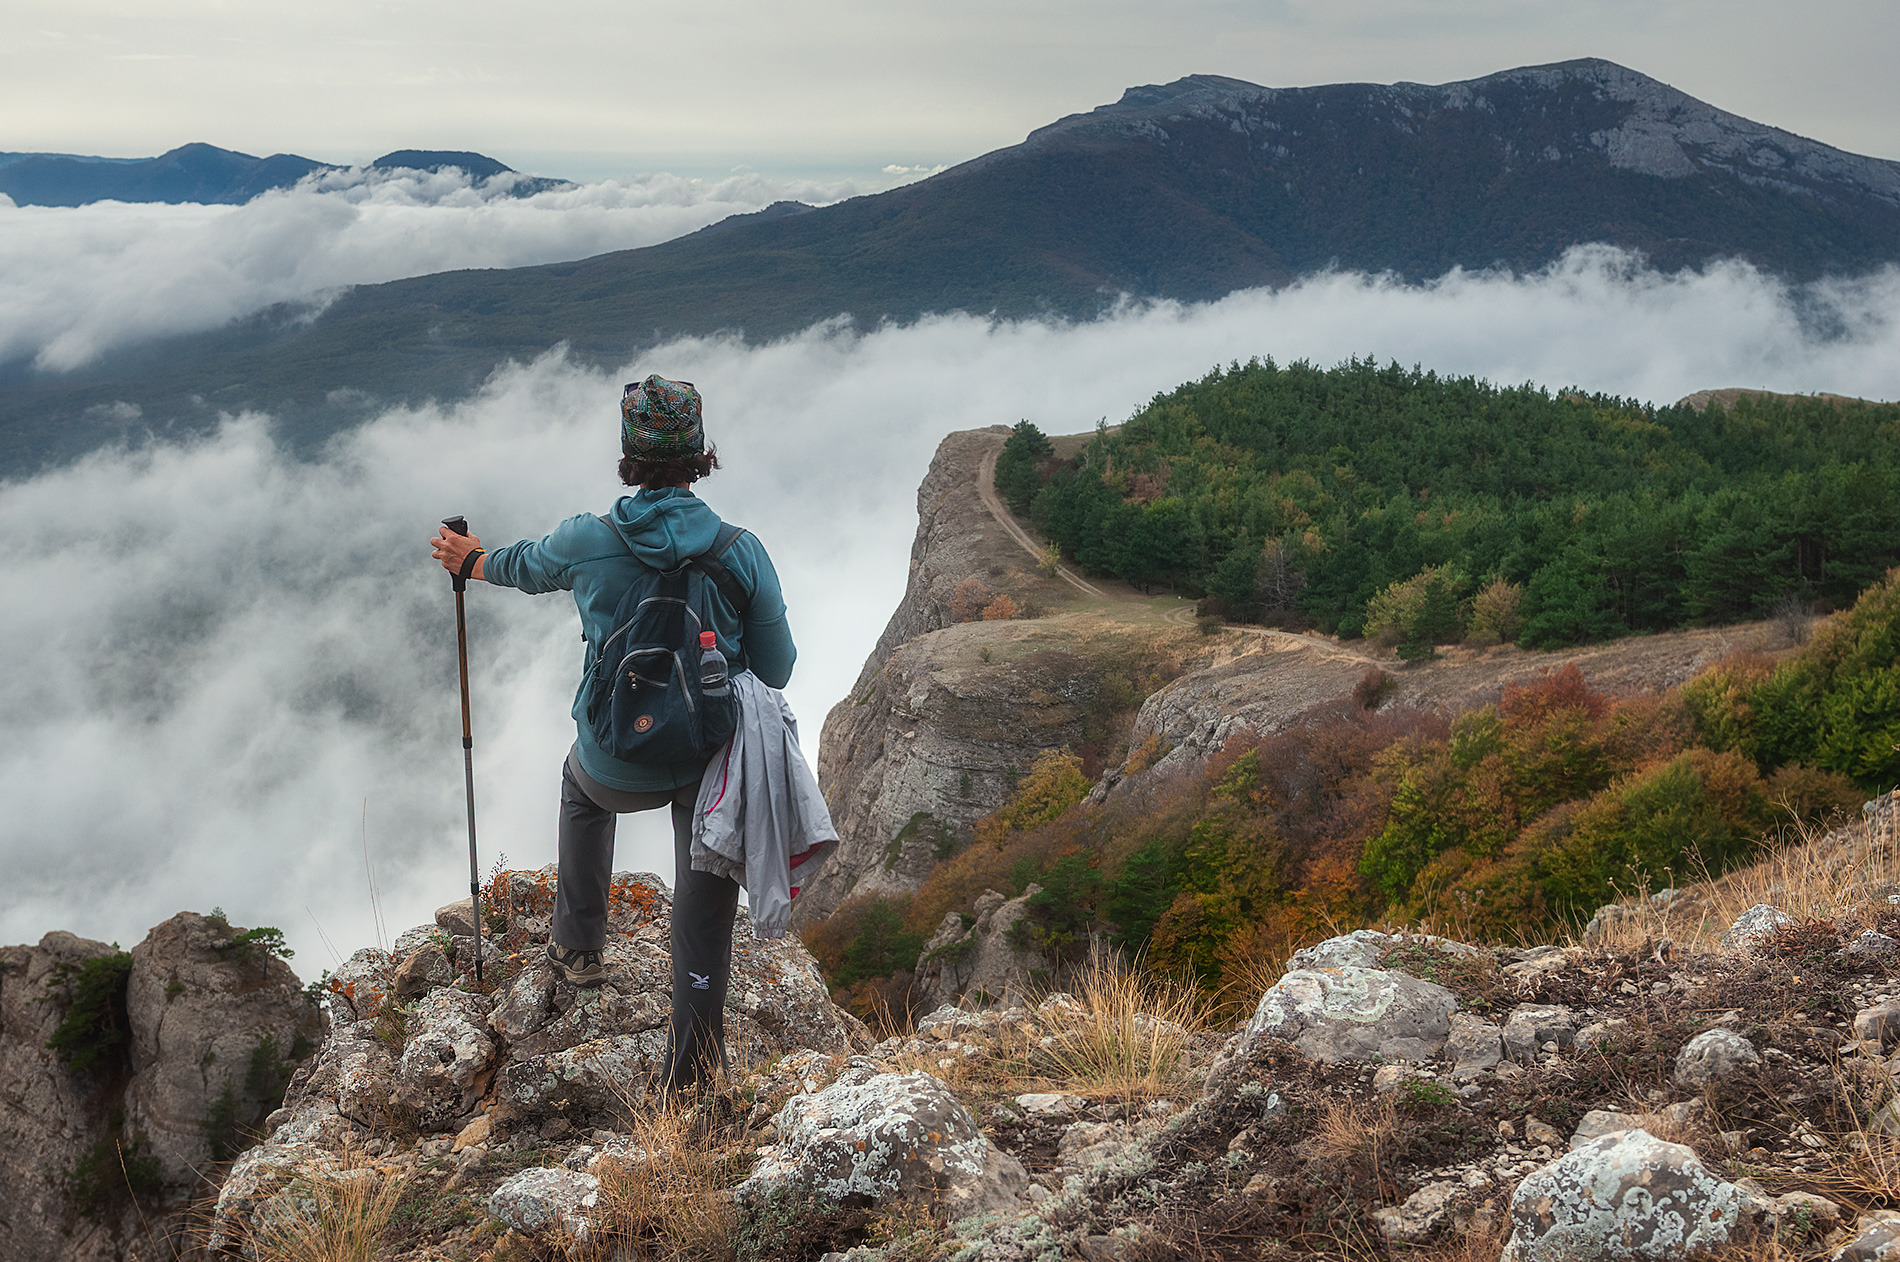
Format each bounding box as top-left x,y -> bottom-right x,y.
545,941 -> 606,986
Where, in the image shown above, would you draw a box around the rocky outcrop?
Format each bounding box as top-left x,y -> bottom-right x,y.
1221,965 -> 1459,1066
0,914 -> 320,1262
0,932 -> 129,1262
913,886 -> 1053,1009
211,866 -> 868,1245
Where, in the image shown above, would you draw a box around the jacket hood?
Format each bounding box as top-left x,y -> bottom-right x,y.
608,488 -> 722,570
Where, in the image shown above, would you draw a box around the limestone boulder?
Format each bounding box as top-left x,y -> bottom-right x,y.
323,946 -> 394,1022
1501,1004 -> 1577,1062
121,912 -> 323,1188
1443,1012 -> 1503,1073
394,987 -> 495,1131
392,941 -> 453,1000
1720,904 -> 1791,952
1220,966 -> 1459,1067
489,1166 -> 599,1242
1287,929 -> 1476,974
740,1062 -> 1027,1219
1502,1129 -> 1757,1261
1673,1029 -> 1759,1087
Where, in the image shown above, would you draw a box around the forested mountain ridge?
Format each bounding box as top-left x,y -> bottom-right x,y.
7,57 -> 1900,477
1003,360 -> 1900,650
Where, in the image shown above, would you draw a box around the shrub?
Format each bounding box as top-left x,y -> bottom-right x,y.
1352,668 -> 1395,710
45,950 -> 133,1075
948,577 -> 990,623
981,593 -> 1019,621
1363,565 -> 1466,656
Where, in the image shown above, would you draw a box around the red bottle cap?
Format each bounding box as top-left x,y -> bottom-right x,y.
700,631 -> 717,649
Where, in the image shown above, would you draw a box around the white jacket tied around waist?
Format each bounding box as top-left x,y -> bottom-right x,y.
690,671 -> 837,938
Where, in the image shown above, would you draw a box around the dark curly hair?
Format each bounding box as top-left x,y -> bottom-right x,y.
619,445 -> 720,490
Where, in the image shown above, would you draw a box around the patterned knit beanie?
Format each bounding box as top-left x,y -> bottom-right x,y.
621,375 -> 705,457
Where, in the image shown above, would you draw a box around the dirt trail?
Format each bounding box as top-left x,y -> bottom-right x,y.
976,447 -> 1106,598
978,445 -> 1382,666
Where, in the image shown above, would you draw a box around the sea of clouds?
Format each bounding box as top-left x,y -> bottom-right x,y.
2,205 -> 1898,970
0,163 -> 911,372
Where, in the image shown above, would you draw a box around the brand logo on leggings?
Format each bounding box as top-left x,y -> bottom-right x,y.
633,714 -> 654,733
689,972 -> 710,990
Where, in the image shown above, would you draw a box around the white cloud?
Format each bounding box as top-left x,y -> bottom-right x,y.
0,166 -> 910,372
0,245 -> 1896,971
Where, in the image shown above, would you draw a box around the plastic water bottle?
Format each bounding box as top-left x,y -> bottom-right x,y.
698,630 -> 729,698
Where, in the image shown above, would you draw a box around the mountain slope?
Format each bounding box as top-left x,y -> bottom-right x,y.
0,143 -> 563,207
5,58 -> 1899,475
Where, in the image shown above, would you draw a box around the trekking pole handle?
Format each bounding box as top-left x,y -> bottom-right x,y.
442,516 -> 471,593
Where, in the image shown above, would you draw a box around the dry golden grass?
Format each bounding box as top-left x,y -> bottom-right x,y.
905,952 -> 1211,1103
1305,1098 -> 1398,1169
239,1150 -> 408,1262
588,1094 -> 749,1262
1563,797 -> 1900,954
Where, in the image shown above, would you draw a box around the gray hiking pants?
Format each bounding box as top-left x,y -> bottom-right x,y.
551,747 -> 739,1094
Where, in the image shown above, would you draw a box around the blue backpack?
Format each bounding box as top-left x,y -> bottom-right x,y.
584,520 -> 750,764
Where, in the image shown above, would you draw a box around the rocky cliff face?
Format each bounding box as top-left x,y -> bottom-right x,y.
810,425 -> 1768,932
0,913 -> 320,1262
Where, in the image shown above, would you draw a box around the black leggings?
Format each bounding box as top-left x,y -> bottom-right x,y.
550,750 -> 740,1094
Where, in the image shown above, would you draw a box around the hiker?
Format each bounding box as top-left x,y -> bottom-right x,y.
428,375 -> 795,1094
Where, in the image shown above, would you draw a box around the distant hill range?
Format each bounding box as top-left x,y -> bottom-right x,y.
5,57 -> 1899,475
0,143 -> 568,206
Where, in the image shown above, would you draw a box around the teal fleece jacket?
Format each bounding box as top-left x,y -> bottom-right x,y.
482,488 -> 796,793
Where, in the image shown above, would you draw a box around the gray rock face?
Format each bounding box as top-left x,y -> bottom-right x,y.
1502,1129 -> 1755,1261
1501,1004 -> 1577,1062
1720,904 -> 1791,952
740,1061 -> 1027,1218
0,932 -> 128,1262
120,913 -> 321,1186
806,428 -> 1086,926
914,886 -> 1053,1009
489,1166 -> 599,1242
1226,966 -> 1459,1065
1838,1214 -> 1900,1262
1673,1029 -> 1759,1086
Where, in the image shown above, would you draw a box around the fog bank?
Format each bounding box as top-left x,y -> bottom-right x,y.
2,245 -> 1896,969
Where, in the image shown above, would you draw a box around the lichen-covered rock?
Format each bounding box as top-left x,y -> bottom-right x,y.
324,946 -> 394,1021
1850,931 -> 1900,960
1501,1004 -> 1577,1062
206,1140 -> 334,1251
489,1165 -> 599,1242
1502,1129 -> 1755,1261
394,987 -> 495,1130
325,1021 -> 400,1126
1674,1029 -> 1759,1086
740,1061 -> 1027,1218
392,941 -> 453,1000
1720,904 -> 1791,952
1372,1172 -> 1494,1244
1221,967 -> 1459,1066
1837,1213 -> 1900,1262
1570,1109 -> 1638,1149
1288,930 -> 1476,973
497,1031 -> 667,1120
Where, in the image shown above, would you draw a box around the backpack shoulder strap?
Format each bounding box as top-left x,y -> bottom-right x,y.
692,523 -> 752,617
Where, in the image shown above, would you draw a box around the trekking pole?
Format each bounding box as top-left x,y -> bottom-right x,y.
442,515 -> 484,983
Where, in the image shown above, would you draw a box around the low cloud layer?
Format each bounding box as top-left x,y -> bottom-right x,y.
0,165 -> 910,371
1,245 -> 1897,973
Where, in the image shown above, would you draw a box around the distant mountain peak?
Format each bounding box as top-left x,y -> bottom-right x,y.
370,150 -> 515,179
1000,58 -> 1900,207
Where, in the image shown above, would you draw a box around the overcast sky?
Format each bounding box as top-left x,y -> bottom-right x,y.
5,0 -> 1897,181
